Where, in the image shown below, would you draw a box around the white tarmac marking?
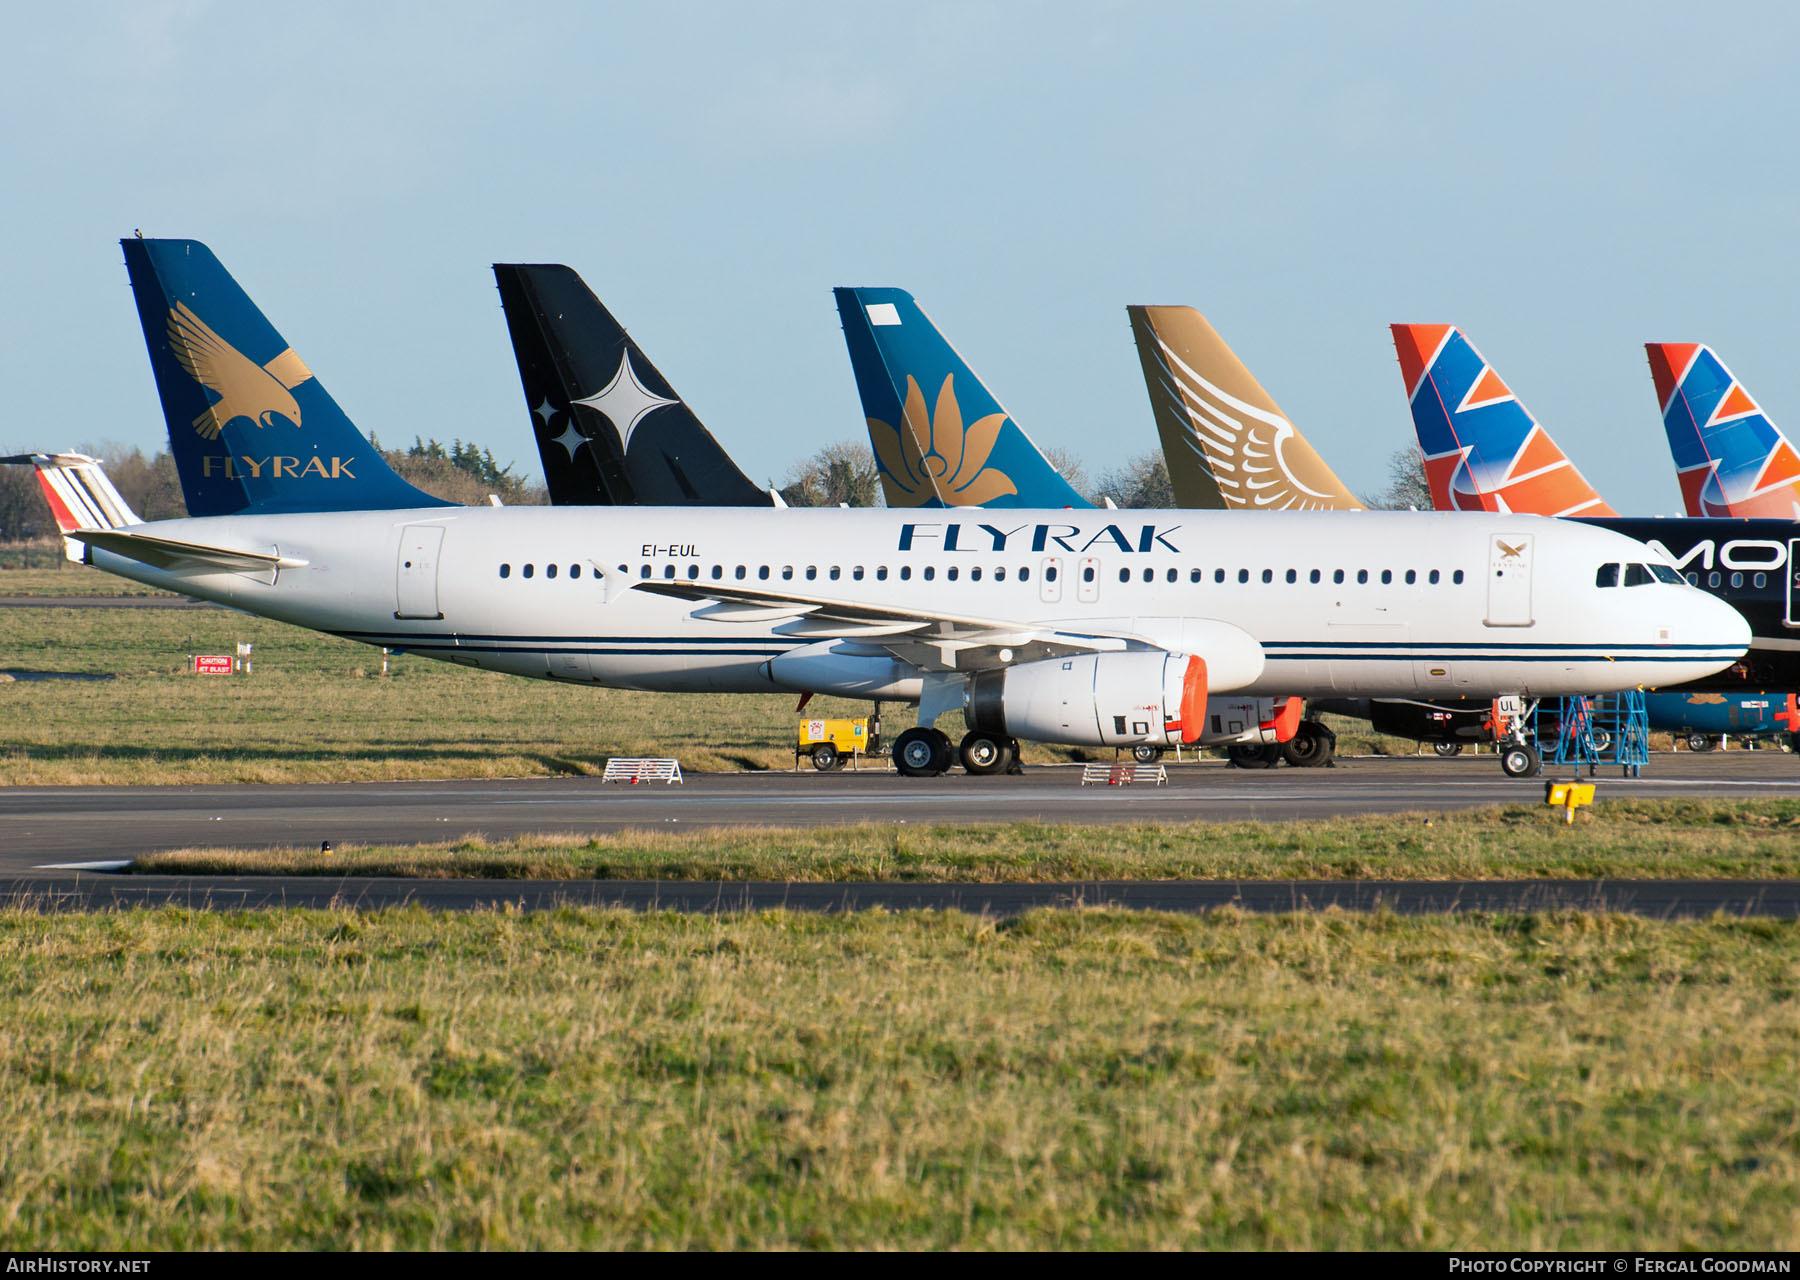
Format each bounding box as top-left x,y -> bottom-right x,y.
36,860 -> 132,871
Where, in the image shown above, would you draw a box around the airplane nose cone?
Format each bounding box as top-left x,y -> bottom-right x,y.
1707,591 -> 1753,654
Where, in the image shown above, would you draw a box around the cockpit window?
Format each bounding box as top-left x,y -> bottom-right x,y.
1623,563 -> 1653,587
1650,564 -> 1682,584
1595,563 -> 1619,588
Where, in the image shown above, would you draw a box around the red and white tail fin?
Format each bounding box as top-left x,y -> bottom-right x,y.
1,452 -> 143,561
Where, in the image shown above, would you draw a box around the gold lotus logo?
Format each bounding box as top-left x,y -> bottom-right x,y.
868,373 -> 1018,508
165,302 -> 313,439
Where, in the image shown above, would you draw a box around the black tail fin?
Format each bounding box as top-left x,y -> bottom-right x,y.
493,265 -> 771,506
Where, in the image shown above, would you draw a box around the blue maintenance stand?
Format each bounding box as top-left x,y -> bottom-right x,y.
1533,692 -> 1649,777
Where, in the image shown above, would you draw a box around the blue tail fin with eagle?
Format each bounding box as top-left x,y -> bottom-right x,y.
121,237 -> 448,515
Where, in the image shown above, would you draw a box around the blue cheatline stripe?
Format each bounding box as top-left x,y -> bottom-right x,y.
334,631 -> 801,645
1261,640 -> 1738,652
1266,654 -> 1738,664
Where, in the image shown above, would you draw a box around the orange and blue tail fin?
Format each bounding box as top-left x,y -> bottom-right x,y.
1647,343 -> 1800,519
121,237 -> 450,515
1390,324 -> 1615,517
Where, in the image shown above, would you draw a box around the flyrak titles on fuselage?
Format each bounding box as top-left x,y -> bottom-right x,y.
897,521 -> 1184,554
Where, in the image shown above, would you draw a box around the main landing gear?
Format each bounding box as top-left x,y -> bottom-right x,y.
1499,742 -> 1542,778
893,728 -> 1023,777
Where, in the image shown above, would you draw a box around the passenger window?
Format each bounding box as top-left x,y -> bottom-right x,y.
1214,569 -> 1226,584
1083,566 -> 1096,583
1685,572 -> 1698,586
1191,569 -> 1202,583
1285,569 -> 1297,584
523,564 -> 535,579
1237,569 -> 1249,584
1356,570 -> 1368,584
758,566 -> 770,580
1730,571 -> 1744,589
900,566 -> 912,581
1044,566 -> 1055,582
782,566 -> 794,580
546,564 -> 558,579
947,567 -> 958,581
1019,567 -> 1030,582
1453,570 -> 1464,585
924,567 -> 935,581
571,564 -> 581,579
994,567 -> 1005,582
1754,572 -> 1767,588
1118,568 -> 1130,584
663,565 -> 676,579
970,567 -> 982,581
877,567 -> 888,581
1167,568 -> 1178,583
639,565 -> 651,579
1596,563 -> 1618,588
1708,571 -> 1721,588
499,564 -> 510,579
1309,569 -> 1321,584
1404,569 -> 1415,585
1428,569 -> 1440,585
853,566 -> 864,581
829,566 -> 841,581
687,564 -> 700,579
805,566 -> 817,581
1333,570 -> 1345,584
735,565 -> 747,580
1142,568 -> 1153,583
1380,569 -> 1392,585
1261,569 -> 1273,584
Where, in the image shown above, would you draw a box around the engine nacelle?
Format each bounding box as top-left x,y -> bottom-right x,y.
764,640 -> 923,701
964,650 -> 1212,748
1199,694 -> 1303,746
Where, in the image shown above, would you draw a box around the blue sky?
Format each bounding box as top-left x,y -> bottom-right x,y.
3,1 -> 1796,510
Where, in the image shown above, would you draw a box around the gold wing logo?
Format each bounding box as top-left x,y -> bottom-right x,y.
1497,540 -> 1526,560
165,302 -> 313,439
867,374 -> 1018,508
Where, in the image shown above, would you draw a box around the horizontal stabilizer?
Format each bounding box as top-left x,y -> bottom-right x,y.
71,528 -> 307,575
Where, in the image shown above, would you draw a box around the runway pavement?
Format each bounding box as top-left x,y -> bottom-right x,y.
3,752 -> 1797,915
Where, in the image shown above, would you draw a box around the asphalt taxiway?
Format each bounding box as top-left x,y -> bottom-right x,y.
3,753 -> 1797,915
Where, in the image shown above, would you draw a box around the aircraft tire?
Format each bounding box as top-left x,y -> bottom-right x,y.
894,727 -> 952,777
1280,721 -> 1335,768
1500,743 -> 1542,778
959,732 -> 1013,775
810,743 -> 841,772
1227,743 -> 1283,770
1131,744 -> 1165,765
1687,734 -> 1716,753
1432,741 -> 1463,758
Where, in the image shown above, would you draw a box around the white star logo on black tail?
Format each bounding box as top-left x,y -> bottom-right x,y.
533,396 -> 559,424
553,420 -> 588,460
573,350 -> 677,451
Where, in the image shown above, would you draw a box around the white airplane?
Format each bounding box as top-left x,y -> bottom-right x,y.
43,239 -> 1751,780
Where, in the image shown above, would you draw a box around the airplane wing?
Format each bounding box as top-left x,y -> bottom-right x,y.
69,528 -> 308,575
631,577 -> 1131,671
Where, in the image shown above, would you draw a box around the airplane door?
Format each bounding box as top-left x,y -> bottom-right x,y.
1484,533 -> 1533,627
1040,556 -> 1063,604
1077,556 -> 1101,604
1788,540 -> 1800,627
396,525 -> 445,620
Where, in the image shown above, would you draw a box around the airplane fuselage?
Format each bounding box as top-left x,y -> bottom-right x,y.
85,507 -> 1747,706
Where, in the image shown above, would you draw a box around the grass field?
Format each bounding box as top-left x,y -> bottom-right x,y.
135,798 -> 1800,882
0,907 -> 1794,1250
0,563 -> 176,598
0,597 -> 1436,784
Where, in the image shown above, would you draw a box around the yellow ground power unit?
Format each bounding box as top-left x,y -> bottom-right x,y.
797,718 -> 869,771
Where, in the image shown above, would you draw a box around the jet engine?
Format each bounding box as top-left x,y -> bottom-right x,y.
964,649 -> 1278,748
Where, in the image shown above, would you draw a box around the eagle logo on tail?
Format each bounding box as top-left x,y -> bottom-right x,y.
165,302 -> 313,439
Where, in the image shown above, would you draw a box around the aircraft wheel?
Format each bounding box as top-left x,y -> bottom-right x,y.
809,743 -> 841,772
1500,743 -> 1542,778
1281,721 -> 1335,768
1687,734 -> 1716,753
959,731 -> 1013,775
1587,729 -> 1612,754
1227,743 -> 1283,770
894,727 -> 952,777
1131,744 -> 1165,765
1432,741 -> 1463,758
